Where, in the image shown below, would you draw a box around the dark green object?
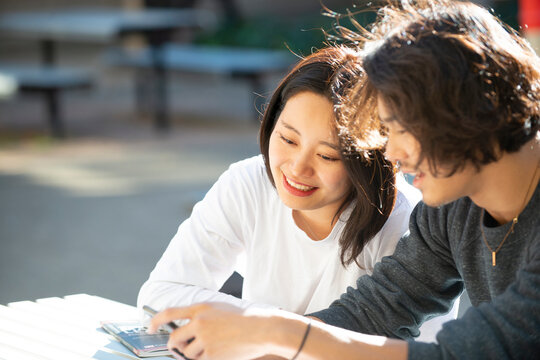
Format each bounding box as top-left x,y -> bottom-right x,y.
194,9 -> 377,55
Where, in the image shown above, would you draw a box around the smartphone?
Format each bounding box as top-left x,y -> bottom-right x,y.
143,305 -> 191,359
143,305 -> 179,333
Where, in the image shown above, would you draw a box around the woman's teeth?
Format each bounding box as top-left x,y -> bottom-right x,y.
286,177 -> 315,191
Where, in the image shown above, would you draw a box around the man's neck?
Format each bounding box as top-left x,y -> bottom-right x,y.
470,136 -> 540,225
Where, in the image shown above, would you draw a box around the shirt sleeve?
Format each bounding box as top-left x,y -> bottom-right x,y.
137,158 -> 274,312
309,202 -> 463,340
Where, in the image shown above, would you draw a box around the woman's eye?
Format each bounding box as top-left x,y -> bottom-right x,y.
319,154 -> 339,162
280,135 -> 295,145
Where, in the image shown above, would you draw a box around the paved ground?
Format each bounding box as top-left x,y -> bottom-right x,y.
0,123 -> 259,306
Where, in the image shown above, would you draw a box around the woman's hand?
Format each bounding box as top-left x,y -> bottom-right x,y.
148,303 -> 278,360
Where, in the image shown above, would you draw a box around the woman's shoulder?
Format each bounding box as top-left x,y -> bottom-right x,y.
219,155 -> 276,200
227,154 -> 265,173
196,155 -> 278,234
219,155 -> 264,183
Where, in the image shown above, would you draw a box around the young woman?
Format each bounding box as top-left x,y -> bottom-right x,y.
139,46 -> 454,342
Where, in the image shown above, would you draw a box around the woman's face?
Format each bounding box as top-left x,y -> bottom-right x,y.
268,91 -> 352,216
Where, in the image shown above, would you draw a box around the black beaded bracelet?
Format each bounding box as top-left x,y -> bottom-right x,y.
291,320 -> 311,360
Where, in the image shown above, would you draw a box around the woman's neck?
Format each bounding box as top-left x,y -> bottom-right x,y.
292,208 -> 341,241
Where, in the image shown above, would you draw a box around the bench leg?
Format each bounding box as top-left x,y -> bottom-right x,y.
153,62 -> 169,130
44,89 -> 65,138
40,39 -> 56,66
134,65 -> 169,130
134,68 -> 154,116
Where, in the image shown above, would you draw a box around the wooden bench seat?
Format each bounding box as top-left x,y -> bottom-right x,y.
0,64 -> 93,137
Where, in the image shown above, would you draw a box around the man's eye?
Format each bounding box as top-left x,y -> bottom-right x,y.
392,127 -> 407,135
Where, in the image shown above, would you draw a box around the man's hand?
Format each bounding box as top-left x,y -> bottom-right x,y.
149,303 -> 276,360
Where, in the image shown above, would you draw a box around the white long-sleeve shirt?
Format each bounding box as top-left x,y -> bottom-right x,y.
138,155 -> 457,342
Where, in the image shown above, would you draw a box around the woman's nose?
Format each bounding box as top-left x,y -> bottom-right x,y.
290,152 -> 314,177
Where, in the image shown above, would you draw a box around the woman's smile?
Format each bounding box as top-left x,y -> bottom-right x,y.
282,173 -> 318,197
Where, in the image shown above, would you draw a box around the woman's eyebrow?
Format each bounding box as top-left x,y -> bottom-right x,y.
280,120 -> 300,135
281,120 -> 339,150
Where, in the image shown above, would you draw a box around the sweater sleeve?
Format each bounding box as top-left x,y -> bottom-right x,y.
309,202 -> 463,340
408,233 -> 540,359
137,158 -> 273,312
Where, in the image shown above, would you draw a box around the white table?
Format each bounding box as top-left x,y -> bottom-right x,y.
0,294 -> 172,360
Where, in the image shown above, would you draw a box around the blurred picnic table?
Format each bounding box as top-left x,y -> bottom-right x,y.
0,7 -> 212,136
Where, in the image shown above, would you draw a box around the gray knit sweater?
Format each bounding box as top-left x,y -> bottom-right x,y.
310,184 -> 540,359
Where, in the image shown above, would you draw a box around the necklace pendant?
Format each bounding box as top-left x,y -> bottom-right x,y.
492,252 -> 496,267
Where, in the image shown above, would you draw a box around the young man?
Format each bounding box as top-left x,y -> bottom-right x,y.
149,1 -> 539,358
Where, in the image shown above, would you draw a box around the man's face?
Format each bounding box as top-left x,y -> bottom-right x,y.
377,95 -> 480,207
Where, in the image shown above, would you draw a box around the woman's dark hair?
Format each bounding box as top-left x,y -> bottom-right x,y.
259,46 -> 396,267
334,0 -> 540,176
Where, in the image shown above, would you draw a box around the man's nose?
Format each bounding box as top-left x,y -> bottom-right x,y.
385,136 -> 408,165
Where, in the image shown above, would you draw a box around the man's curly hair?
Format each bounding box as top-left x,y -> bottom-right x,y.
333,0 -> 540,175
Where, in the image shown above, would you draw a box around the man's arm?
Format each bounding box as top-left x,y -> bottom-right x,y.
310,201 -> 540,359
271,315 -> 409,360
149,303 -> 409,360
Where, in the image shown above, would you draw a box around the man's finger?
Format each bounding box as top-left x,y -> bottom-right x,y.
168,321 -> 197,349
179,337 -> 204,360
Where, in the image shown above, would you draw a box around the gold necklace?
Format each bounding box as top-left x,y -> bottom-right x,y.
480,158 -> 540,267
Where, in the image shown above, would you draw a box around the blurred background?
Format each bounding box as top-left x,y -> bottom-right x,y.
0,0 -> 535,308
